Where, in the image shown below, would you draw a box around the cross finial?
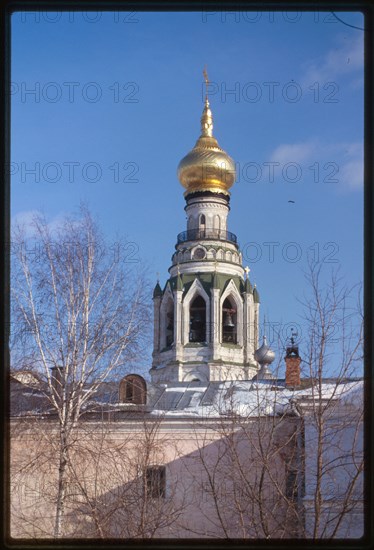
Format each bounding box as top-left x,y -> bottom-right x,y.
263,314 -> 266,338
244,266 -> 250,279
203,66 -> 209,98
201,66 -> 213,136
156,271 -> 159,282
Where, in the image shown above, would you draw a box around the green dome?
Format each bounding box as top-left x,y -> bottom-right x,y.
253,285 -> 260,303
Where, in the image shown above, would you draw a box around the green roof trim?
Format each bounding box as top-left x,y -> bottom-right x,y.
164,272 -> 246,297
176,274 -> 183,291
153,282 -> 162,298
162,280 -> 172,293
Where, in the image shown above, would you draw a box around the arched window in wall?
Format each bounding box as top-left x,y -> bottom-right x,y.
165,300 -> 174,348
199,214 -> 206,238
119,374 -> 147,404
189,295 -> 206,343
222,297 -> 237,344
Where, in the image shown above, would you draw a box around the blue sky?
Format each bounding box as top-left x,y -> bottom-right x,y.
11,10 -> 364,361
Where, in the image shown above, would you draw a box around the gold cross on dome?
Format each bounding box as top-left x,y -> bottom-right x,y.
244,266 -> 250,278
203,66 -> 209,85
203,66 -> 209,96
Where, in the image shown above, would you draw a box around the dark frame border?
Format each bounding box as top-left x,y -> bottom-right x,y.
1,2 -> 372,549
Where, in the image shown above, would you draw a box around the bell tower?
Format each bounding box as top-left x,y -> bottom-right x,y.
151,72 -> 260,384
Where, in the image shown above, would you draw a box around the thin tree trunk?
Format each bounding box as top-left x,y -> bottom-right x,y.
54,429 -> 68,538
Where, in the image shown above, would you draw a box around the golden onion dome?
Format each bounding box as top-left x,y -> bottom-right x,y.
177,97 -> 236,196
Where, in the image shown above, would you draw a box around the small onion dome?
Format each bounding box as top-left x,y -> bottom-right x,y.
177,98 -> 236,197
244,277 -> 253,294
254,335 -> 275,367
153,282 -> 162,298
253,285 -> 260,303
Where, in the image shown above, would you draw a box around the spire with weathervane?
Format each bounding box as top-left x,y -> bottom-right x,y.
177,68 -> 236,197
200,67 -> 214,137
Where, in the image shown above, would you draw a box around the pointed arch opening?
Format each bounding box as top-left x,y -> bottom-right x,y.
165,299 -> 174,348
199,214 -> 206,238
189,295 -> 206,343
222,296 -> 237,344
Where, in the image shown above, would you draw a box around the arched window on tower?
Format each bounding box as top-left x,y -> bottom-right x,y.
189,295 -> 206,343
166,300 -> 174,348
119,374 -> 147,404
199,214 -> 206,238
222,297 -> 237,344
213,214 -> 221,238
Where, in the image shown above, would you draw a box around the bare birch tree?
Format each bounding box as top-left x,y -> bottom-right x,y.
180,263 -> 363,539
10,411 -> 187,539
298,262 -> 364,538
63,413 -> 187,538
11,205 -> 151,537
179,401 -> 304,538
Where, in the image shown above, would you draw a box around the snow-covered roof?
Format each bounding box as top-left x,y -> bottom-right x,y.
10,372 -> 363,420
11,370 -> 42,388
147,379 -> 364,418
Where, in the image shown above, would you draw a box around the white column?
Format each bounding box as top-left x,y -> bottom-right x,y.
248,296 -> 256,358
174,289 -> 183,361
243,293 -> 250,363
254,302 -> 260,350
211,288 -> 220,360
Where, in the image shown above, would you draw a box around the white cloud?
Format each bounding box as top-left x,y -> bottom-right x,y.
11,210 -> 42,237
270,142 -> 316,164
339,159 -> 363,189
338,143 -> 363,189
300,35 -> 363,87
268,140 -> 363,191
12,209 -> 42,227
12,210 -> 70,236
327,141 -> 363,189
